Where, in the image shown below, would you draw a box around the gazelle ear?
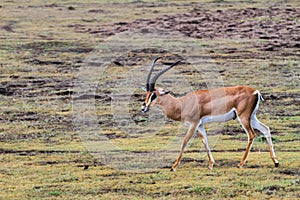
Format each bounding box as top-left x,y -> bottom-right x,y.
140,86 -> 147,92
159,89 -> 170,95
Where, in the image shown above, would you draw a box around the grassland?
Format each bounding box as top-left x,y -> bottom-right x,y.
0,0 -> 299,199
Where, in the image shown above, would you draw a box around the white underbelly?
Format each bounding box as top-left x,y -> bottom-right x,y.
201,108 -> 237,124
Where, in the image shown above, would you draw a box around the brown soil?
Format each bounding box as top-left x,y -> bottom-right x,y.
76,7 -> 300,51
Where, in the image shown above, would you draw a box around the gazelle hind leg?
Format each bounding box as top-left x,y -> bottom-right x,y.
237,117 -> 256,168
251,116 -> 279,167
198,124 -> 215,170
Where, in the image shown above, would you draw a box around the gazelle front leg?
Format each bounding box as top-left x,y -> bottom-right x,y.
171,123 -> 197,171
198,124 -> 215,170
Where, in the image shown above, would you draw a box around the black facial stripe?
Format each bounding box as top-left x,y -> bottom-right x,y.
150,93 -> 157,102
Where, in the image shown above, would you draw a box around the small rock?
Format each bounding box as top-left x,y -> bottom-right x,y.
68,6 -> 75,10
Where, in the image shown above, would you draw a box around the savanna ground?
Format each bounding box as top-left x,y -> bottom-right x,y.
0,0 -> 299,199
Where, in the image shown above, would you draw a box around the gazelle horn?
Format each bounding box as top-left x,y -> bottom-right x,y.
146,57 -> 161,91
148,60 -> 181,91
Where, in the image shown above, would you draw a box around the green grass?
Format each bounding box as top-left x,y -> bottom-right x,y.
0,0 -> 299,199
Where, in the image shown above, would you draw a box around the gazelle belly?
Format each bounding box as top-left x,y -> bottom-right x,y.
201,108 -> 237,124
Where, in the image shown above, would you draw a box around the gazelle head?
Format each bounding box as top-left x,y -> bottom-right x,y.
141,57 -> 180,113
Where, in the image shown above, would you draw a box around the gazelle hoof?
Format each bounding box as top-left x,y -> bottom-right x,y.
170,168 -> 176,172
275,162 -> 279,168
237,163 -> 244,168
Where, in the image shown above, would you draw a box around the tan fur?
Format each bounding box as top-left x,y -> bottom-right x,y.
144,85 -> 279,170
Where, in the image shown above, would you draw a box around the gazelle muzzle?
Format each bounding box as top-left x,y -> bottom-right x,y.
141,92 -> 157,112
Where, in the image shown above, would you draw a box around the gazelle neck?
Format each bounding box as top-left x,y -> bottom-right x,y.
156,94 -> 182,121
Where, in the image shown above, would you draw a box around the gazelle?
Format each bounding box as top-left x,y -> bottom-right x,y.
141,57 -> 279,171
